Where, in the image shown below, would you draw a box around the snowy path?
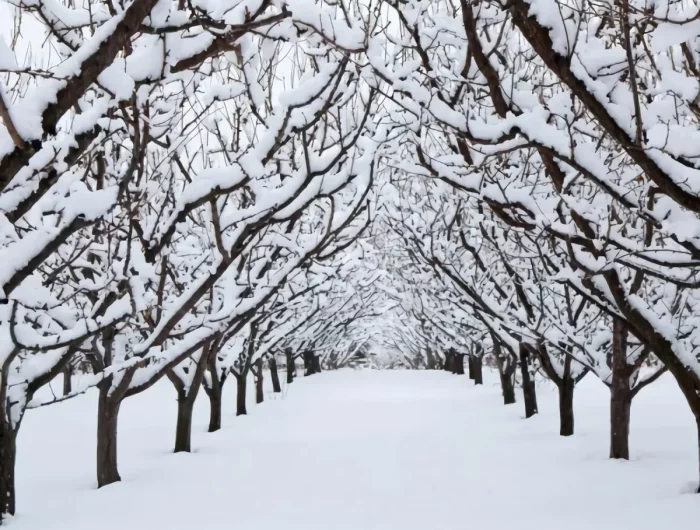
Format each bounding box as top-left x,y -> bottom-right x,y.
14,370 -> 700,529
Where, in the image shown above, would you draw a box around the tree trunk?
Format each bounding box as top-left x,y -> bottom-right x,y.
443,352 -> 452,372
303,352 -> 313,376
236,373 -> 247,416
254,359 -> 264,404
286,352 -> 295,384
473,357 -> 483,385
610,319 -> 632,459
174,390 -> 196,453
501,370 -> 516,405
204,344 -> 224,433
454,355 -> 465,375
558,377 -> 575,436
468,356 -> 476,380
62,364 -> 72,396
696,418 -> 700,494
426,348 -> 439,370
171,347 -> 208,452
495,350 -> 516,405
0,416 -> 16,520
610,387 -> 631,459
519,346 -> 538,418
206,385 -> 222,433
96,385 -> 122,487
269,357 -> 281,393
204,367 -> 225,433
311,353 -> 322,374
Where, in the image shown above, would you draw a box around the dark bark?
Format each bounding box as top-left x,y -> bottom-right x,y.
96,384 -> 122,487
454,354 -> 465,375
559,376 -> 575,436
171,346 -> 209,452
610,387 -> 632,459
610,320 -> 632,459
519,345 -> 538,418
204,350 -> 225,433
94,332 -> 133,488
0,416 -> 16,520
696,419 -> 700,494
254,358 -> 264,404
537,346 -> 580,436
468,356 -> 476,380
269,357 -> 281,393
425,348 -> 440,370
494,342 -> 516,405
303,351 -> 313,376
443,351 -> 453,372
236,373 -> 247,416
472,357 -> 483,385
304,351 -> 320,376
62,364 -> 72,396
285,349 -> 295,384
174,392 -> 196,453
311,353 -> 322,374
206,386 -> 222,433
500,368 -> 516,405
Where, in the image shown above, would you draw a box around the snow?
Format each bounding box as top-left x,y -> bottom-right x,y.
0,35 -> 17,70
653,20 -> 700,51
13,369 -> 700,529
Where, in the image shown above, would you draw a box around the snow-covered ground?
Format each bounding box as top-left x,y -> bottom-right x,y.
12,370 -> 700,529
